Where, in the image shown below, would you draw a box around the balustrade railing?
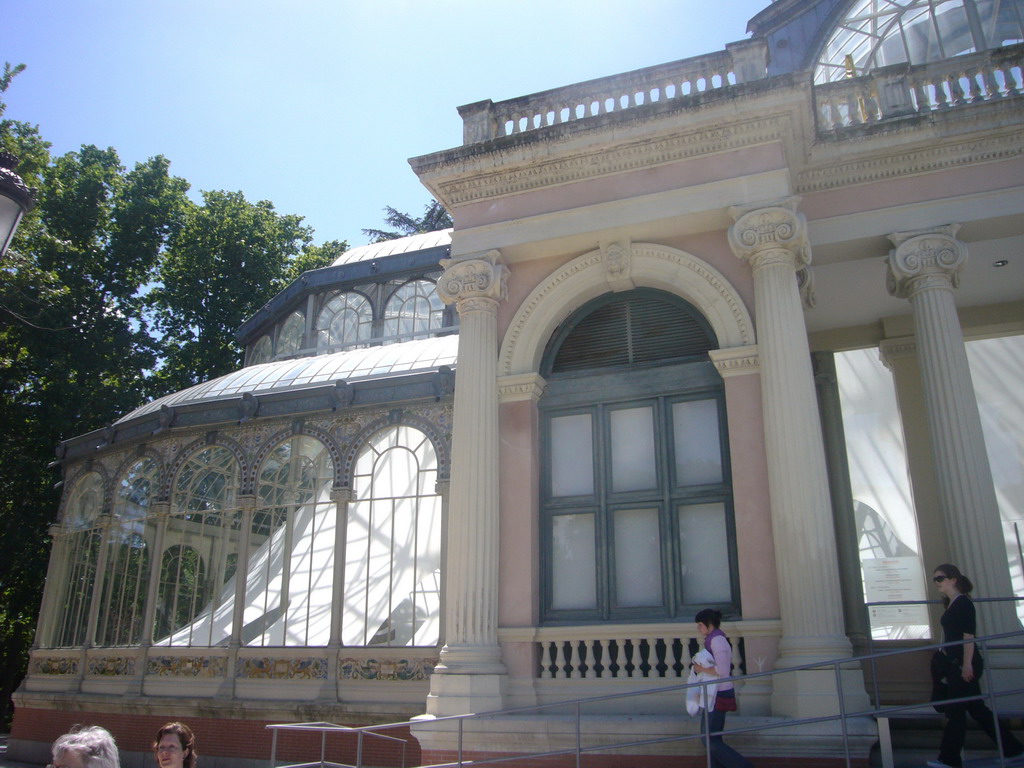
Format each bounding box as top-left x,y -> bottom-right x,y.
458,39 -> 768,144
500,619 -> 781,681
816,43 -> 1024,131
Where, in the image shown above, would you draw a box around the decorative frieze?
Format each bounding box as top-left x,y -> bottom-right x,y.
430,114 -> 791,206
146,655 -> 228,678
236,657 -> 328,680
32,657 -> 79,676
87,656 -> 135,676
338,657 -> 435,681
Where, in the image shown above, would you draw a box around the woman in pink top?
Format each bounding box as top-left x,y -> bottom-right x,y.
693,608 -> 753,768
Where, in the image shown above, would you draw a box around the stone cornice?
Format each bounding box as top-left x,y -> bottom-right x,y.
878,337 -> 917,370
428,113 -> 793,207
709,345 -> 761,377
796,123 -> 1024,195
497,373 -> 547,403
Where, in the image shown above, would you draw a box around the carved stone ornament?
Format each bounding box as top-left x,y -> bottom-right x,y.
437,250 -> 508,308
886,224 -> 967,299
601,239 -> 634,292
727,197 -> 810,270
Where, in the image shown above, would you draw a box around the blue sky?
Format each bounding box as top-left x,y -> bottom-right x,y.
2,0 -> 769,249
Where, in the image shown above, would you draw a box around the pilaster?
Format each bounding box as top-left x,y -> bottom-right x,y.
729,197 -> 867,718
428,250 -> 509,716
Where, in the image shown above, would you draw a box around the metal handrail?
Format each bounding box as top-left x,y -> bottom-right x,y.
267,722 -> 409,768
267,627 -> 1024,768
862,594 -> 1024,709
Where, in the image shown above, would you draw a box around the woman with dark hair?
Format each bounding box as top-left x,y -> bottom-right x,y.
692,608 -> 753,768
928,564 -> 1023,768
154,723 -> 196,768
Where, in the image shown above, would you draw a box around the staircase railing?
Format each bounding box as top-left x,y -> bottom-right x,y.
267,627 -> 1024,768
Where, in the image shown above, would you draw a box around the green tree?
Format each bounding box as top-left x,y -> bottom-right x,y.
147,190 -> 314,392
362,199 -> 452,243
283,237 -> 348,284
0,64 -> 191,728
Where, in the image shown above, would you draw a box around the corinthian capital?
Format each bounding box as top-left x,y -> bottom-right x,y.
886,224 -> 967,299
728,197 -> 810,270
438,250 -> 508,308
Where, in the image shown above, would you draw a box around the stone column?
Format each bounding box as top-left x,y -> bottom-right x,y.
886,225 -> 1018,634
427,249 -> 508,716
729,198 -> 867,718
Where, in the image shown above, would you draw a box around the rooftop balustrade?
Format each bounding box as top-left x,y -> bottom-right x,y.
815,43 -> 1024,132
457,38 -> 769,145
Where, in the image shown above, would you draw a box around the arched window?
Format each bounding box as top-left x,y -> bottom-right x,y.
250,335 -> 273,365
158,446 -> 241,646
344,426 -> 442,646
316,292 -> 373,351
816,0 -> 1024,83
54,472 -> 105,647
539,289 -> 736,623
383,279 -> 444,341
247,435 -> 336,646
156,545 -> 207,642
277,311 -> 305,357
96,458 -> 159,646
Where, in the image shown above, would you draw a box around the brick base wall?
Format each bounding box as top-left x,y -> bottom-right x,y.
11,707 -> 418,768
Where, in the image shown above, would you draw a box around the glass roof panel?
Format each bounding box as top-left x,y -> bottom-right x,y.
815,0 -> 1024,83
117,335 -> 459,423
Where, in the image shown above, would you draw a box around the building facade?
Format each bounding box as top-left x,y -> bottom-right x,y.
12,0 -> 1024,766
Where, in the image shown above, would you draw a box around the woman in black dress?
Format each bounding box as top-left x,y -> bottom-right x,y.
928,563 -> 1023,768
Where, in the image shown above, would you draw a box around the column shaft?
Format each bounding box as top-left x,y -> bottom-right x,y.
887,226 -> 1017,632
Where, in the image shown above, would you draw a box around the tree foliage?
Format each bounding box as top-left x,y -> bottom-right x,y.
147,190 -> 314,391
0,63 -> 346,728
362,199 -> 452,243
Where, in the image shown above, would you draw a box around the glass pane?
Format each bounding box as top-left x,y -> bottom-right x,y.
678,502 -> 732,603
613,508 -> 662,607
551,414 -> 594,496
610,406 -> 657,492
673,399 -> 723,485
551,513 -> 597,610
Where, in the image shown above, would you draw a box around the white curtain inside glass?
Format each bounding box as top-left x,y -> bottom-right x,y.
551,513 -> 597,610
550,413 -> 594,497
672,399 -> 723,485
677,502 -> 732,604
614,507 -> 662,606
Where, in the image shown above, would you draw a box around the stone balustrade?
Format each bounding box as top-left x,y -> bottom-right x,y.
816,43 -> 1024,131
500,620 -> 781,681
458,39 -> 768,144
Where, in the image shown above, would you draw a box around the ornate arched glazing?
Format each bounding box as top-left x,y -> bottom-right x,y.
277,311 -> 306,357
816,0 -> 1024,83
316,291 -> 374,351
343,425 -> 442,647
158,445 -> 243,646
53,471 -> 106,647
96,457 -> 160,646
383,279 -> 445,342
247,434 -> 336,646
